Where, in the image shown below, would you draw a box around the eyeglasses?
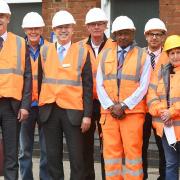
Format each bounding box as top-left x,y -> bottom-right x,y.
55,25 -> 73,29
148,32 -> 164,38
88,22 -> 106,27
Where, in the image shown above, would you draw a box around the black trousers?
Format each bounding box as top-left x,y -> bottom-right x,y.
42,104 -> 85,180
142,113 -> 166,180
0,98 -> 20,180
82,99 -> 106,180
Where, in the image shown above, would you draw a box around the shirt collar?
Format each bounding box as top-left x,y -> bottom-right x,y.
91,39 -> 101,49
86,34 -> 107,46
118,45 -> 131,53
57,41 -> 71,51
1,31 -> 8,41
147,47 -> 162,57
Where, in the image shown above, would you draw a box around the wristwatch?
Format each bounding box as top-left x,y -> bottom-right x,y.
121,102 -> 128,110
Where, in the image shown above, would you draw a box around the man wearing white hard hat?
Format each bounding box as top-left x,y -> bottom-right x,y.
38,10 -> 93,179
19,12 -> 49,180
143,18 -> 167,180
96,16 -> 151,179
0,0 -> 32,179
81,7 -> 113,180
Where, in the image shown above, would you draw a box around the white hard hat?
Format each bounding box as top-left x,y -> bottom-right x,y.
22,12 -> 45,28
0,0 -> 11,15
111,16 -> 136,33
85,8 -> 108,24
52,10 -> 76,28
144,18 -> 167,34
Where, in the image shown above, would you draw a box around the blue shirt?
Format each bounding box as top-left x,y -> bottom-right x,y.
25,36 -> 44,106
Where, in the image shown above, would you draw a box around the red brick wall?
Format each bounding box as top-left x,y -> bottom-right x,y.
159,0 -> 180,35
42,0 -> 101,42
42,0 -> 180,41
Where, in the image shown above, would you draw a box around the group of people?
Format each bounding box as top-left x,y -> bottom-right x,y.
0,0 -> 179,180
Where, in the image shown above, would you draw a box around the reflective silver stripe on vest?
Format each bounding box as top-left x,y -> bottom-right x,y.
105,158 -> 122,165
125,157 -> 142,166
152,117 -> 162,123
42,78 -> 82,86
149,83 -> 157,90
173,120 -> 180,126
0,68 -> 23,75
77,42 -> 85,81
16,36 -> 22,72
33,75 -> 38,80
147,97 -> 159,107
121,47 -> 143,82
103,74 -> 116,80
0,36 -> 23,75
101,48 -> 112,78
170,97 -> 180,103
42,43 -> 85,86
124,167 -> 143,176
159,95 -> 166,100
106,169 -> 122,177
42,45 -> 48,62
93,72 -> 96,78
153,118 -> 180,126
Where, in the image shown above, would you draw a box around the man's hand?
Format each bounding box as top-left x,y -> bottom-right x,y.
160,109 -> 171,121
81,117 -> 91,133
160,109 -> 172,127
110,103 -> 125,119
17,109 -> 29,122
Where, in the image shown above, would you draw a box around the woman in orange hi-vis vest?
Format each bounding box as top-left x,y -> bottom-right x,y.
147,35 -> 180,180
96,16 -> 151,180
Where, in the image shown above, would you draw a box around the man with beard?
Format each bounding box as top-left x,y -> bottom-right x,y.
38,10 -> 93,180
96,16 -> 150,179
143,18 -> 167,180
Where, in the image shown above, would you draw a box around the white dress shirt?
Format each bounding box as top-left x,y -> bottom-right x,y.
57,41 -> 71,58
1,31 -> 8,41
96,45 -> 151,110
91,40 -> 101,58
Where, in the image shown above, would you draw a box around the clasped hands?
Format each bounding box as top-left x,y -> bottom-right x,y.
109,102 -> 126,119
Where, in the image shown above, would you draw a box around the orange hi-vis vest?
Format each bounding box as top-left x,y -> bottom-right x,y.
0,32 -> 26,101
81,38 -> 114,99
39,41 -> 88,110
30,40 -> 49,102
147,64 -> 180,140
99,43 -> 147,114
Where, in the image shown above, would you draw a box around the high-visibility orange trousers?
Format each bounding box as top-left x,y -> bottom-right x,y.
100,113 -> 145,180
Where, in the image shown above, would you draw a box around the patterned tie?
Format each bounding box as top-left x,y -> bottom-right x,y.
150,52 -> 156,70
58,46 -> 65,62
117,49 -> 126,79
117,49 -> 126,90
0,37 -> 4,51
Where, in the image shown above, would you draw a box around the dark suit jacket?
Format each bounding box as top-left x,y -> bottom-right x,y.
39,49 -> 93,126
10,44 -> 32,115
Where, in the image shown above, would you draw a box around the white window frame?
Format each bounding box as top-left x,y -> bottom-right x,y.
6,0 -> 42,3
101,0 -> 111,37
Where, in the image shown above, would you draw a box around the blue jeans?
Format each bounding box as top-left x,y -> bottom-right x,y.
19,106 -> 49,180
162,135 -> 180,180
